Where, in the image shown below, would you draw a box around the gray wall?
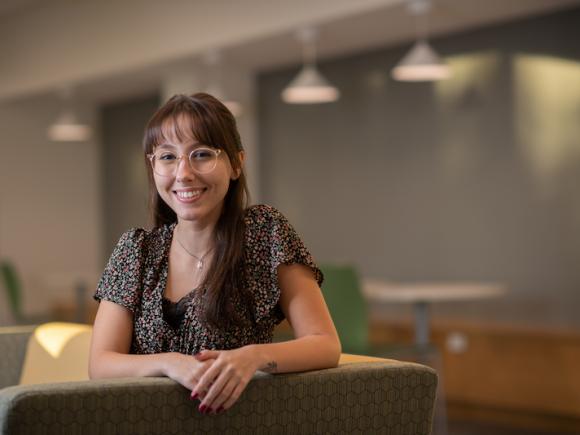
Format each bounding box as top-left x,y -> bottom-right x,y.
258,8 -> 580,328
0,95 -> 101,319
101,95 -> 160,257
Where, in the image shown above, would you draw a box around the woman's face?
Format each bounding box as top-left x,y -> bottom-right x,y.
151,123 -> 240,226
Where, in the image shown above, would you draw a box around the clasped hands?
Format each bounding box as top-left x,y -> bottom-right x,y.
168,346 -> 260,414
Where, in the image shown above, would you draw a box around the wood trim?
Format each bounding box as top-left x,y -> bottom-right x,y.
370,319 -> 580,424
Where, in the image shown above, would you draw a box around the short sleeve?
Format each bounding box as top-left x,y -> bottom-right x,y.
94,229 -> 147,313
245,205 -> 323,323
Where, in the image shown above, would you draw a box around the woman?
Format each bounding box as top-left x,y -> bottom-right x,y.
89,93 -> 341,415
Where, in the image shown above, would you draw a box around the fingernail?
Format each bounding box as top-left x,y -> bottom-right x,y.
191,393 -> 198,400
217,406 -> 224,413
199,405 -> 206,413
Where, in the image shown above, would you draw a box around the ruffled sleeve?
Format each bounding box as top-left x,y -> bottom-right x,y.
244,205 -> 323,323
94,228 -> 147,313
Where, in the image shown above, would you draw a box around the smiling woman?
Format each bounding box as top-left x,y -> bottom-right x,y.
88,93 -> 341,415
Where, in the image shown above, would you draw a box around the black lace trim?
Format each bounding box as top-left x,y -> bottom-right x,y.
162,292 -> 195,329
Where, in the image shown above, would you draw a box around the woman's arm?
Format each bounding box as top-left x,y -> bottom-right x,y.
193,263 -> 341,413
251,262 -> 342,372
89,300 -> 213,389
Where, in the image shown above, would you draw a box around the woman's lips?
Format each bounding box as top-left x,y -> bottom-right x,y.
174,188 -> 206,203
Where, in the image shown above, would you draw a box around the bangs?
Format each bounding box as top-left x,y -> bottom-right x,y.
144,98 -> 220,153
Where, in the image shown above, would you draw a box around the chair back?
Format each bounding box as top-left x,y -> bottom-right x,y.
319,264 -> 369,354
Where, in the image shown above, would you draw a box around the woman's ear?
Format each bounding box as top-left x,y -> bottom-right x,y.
231,151 -> 245,180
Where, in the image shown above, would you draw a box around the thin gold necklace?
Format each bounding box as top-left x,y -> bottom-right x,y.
175,235 -> 213,270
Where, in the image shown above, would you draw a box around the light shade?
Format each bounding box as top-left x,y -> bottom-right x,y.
392,40 -> 452,82
204,84 -> 243,118
47,111 -> 92,142
281,64 -> 340,104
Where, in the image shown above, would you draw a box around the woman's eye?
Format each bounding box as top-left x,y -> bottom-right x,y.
192,149 -> 213,160
158,153 -> 177,161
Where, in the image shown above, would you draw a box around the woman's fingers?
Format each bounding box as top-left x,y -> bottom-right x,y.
190,347 -> 259,413
201,373 -> 238,412
192,359 -> 223,398
220,381 -> 248,411
186,359 -> 214,395
195,349 -> 220,361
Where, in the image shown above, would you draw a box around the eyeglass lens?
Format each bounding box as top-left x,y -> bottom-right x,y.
152,148 -> 218,176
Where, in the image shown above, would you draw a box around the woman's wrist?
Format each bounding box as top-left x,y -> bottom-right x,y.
247,344 -> 278,374
159,352 -> 179,377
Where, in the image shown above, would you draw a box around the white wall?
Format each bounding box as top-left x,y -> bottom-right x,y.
0,96 -> 102,321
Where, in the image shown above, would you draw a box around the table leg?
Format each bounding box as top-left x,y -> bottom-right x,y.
414,301 -> 430,346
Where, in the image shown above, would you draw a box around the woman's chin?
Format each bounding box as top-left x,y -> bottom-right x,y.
175,204 -> 221,225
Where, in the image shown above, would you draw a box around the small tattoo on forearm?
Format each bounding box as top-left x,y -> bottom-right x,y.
262,361 -> 278,373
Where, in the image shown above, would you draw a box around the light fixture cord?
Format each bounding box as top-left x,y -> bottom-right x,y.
409,0 -> 431,42
416,10 -> 429,41
298,27 -> 318,66
303,39 -> 316,66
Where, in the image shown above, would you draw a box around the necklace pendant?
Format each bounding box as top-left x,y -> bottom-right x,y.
197,260 -> 203,270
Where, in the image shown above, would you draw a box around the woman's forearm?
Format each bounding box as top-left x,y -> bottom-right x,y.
89,351 -> 172,379
249,334 -> 341,374
90,350 -> 214,392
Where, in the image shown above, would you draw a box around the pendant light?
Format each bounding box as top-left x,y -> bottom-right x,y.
281,27 -> 339,104
203,50 -> 243,117
47,86 -> 92,142
392,0 -> 451,82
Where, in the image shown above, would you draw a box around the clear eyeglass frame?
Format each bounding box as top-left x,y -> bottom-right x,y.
147,146 -> 223,177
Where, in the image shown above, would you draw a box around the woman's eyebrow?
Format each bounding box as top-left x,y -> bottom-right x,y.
156,143 -> 176,150
156,141 -> 202,150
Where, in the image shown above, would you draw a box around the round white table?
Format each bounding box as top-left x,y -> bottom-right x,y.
363,280 -> 506,346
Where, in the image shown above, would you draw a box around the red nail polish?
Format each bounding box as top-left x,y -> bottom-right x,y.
217,406 -> 224,413
191,393 -> 198,400
199,405 -> 206,413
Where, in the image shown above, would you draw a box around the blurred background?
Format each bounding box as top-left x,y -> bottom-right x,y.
1,0 -> 580,434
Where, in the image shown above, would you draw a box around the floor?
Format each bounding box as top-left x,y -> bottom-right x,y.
448,420 -> 580,435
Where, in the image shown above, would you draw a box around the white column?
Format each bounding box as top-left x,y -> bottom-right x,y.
160,63 -> 260,203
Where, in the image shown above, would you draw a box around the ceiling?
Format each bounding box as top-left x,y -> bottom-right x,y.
3,0 -> 580,103
227,0 -> 580,71
0,0 -> 54,17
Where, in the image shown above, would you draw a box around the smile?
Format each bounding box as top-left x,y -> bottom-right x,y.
174,188 -> 206,202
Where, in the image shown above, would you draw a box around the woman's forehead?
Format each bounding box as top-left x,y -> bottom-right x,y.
158,113 -> 200,144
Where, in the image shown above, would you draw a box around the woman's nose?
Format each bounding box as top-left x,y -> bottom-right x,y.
175,155 -> 196,181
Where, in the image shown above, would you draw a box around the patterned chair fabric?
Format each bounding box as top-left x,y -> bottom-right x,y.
1,327 -> 437,435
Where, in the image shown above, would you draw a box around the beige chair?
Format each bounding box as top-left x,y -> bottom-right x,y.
19,322 -> 91,385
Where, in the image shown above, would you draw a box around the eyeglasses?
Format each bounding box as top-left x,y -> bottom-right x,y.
147,146 -> 222,177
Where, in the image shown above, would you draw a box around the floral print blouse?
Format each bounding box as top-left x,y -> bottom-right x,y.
94,204 -> 322,355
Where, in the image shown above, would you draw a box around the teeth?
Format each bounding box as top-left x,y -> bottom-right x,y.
177,190 -> 202,198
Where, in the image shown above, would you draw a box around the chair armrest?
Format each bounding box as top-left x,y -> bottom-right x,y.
0,361 -> 437,435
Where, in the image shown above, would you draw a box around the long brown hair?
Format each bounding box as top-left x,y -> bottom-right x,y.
143,93 -> 251,329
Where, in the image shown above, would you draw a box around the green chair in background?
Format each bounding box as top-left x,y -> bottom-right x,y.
319,263 -> 428,358
319,264 -> 371,355
1,261 -> 24,323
